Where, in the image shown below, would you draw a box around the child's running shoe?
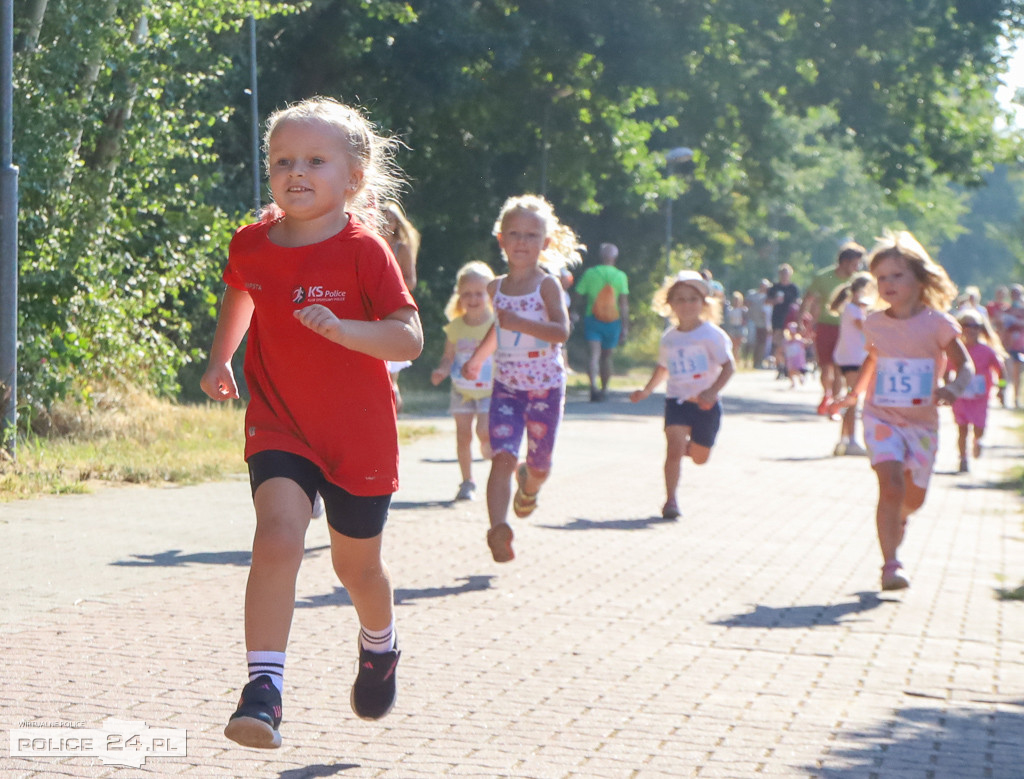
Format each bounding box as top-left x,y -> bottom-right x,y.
351,640 -> 401,720
881,561 -> 910,591
487,523 -> 515,562
455,480 -> 476,501
224,675 -> 282,749
661,500 -> 681,519
844,441 -> 868,456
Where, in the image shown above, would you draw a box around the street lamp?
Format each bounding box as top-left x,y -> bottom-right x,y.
663,146 -> 694,275
1,0 -> 18,458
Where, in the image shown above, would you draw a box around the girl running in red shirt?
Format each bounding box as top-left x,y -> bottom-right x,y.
201,97 -> 421,748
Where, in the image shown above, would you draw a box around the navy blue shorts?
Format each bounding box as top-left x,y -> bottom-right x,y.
664,399 -> 722,449
247,450 -> 391,539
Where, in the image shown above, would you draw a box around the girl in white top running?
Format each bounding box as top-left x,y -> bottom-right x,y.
631,270 -> 735,520
828,272 -> 875,456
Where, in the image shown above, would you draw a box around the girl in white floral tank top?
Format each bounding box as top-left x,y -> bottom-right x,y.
492,277 -> 566,390
462,194 -> 581,564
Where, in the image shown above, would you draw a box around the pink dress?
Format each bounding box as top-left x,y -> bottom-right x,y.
952,342 -> 1001,428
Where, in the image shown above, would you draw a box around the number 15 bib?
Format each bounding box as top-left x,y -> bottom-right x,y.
874,357 -> 934,407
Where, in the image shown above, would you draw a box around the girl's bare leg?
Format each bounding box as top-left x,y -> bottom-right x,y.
664,426 -> 689,505
245,479 -> 311,651
487,451 -> 517,530
330,529 -> 393,632
453,413 -> 474,483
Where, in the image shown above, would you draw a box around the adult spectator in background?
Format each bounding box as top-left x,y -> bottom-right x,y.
768,264 -> 800,378
800,242 -> 865,414
747,279 -> 771,368
574,243 -> 630,401
384,201 -> 421,412
1001,284 -> 1024,408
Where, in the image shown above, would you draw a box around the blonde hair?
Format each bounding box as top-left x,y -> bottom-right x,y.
653,276 -> 722,326
261,96 -> 405,235
384,200 -> 421,257
829,272 -> 875,314
956,309 -> 1007,357
867,230 -> 957,312
492,194 -> 584,273
443,261 -> 496,321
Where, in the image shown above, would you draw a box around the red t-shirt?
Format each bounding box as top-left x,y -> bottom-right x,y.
223,216 -> 416,495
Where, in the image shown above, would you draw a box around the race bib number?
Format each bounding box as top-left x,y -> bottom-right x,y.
667,345 -> 711,381
961,373 -> 987,400
874,357 -> 934,407
452,353 -> 492,391
496,323 -> 551,360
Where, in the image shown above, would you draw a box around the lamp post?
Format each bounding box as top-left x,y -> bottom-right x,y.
663,146 -> 694,276
1,0 -> 18,458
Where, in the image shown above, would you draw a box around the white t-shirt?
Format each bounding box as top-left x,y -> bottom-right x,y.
658,321 -> 734,401
833,302 -> 868,367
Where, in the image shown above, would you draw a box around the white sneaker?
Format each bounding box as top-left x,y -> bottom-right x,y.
311,493 -> 325,518
455,480 -> 476,501
844,442 -> 868,456
833,442 -> 847,456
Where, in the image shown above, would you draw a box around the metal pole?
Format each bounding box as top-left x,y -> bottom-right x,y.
1,0 -> 20,458
664,198 -> 672,277
248,15 -> 260,215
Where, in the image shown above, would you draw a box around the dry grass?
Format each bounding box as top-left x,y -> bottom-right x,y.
0,390 -> 437,501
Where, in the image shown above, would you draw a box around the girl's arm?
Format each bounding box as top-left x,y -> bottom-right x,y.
200,286 -> 254,401
695,357 -> 736,410
839,348 -> 877,407
294,304 -> 423,362
431,339 -> 457,386
461,324 -> 497,381
631,365 -> 669,403
497,276 -> 571,345
936,337 -> 974,405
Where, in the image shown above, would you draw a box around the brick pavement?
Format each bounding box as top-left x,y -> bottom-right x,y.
2,369 -> 1023,778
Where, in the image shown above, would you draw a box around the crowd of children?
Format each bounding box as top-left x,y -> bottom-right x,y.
199,95 -> 1017,751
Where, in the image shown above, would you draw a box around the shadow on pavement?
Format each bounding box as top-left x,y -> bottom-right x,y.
295,575 -> 495,609
539,515 -> 678,531
109,545 -> 329,568
724,392 -> 822,420
806,704 -> 1024,777
278,764 -> 359,778
712,592 -> 889,628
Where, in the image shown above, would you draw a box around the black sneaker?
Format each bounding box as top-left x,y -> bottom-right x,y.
224,675 -> 282,749
351,640 -> 401,720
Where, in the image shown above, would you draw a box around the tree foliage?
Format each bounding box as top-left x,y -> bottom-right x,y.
10,0 -> 1024,414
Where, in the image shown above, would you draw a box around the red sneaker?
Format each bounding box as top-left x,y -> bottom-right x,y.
816,396 -> 832,415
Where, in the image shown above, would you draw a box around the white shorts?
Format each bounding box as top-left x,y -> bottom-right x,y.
449,389 -> 491,416
863,413 -> 938,489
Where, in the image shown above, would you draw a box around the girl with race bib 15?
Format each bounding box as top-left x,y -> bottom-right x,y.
840,231 -> 973,591
461,194 -> 581,563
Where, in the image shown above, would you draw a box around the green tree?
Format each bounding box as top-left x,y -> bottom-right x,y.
12,0 -> 292,419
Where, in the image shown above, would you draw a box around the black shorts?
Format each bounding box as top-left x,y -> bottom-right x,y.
247,450 -> 391,539
664,399 -> 722,449
837,364 -> 863,376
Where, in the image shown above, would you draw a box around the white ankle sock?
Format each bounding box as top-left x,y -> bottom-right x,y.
359,622 -> 395,654
247,650 -> 285,693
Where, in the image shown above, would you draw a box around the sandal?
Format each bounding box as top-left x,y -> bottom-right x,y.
487,523 -> 515,563
512,463 -> 538,518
